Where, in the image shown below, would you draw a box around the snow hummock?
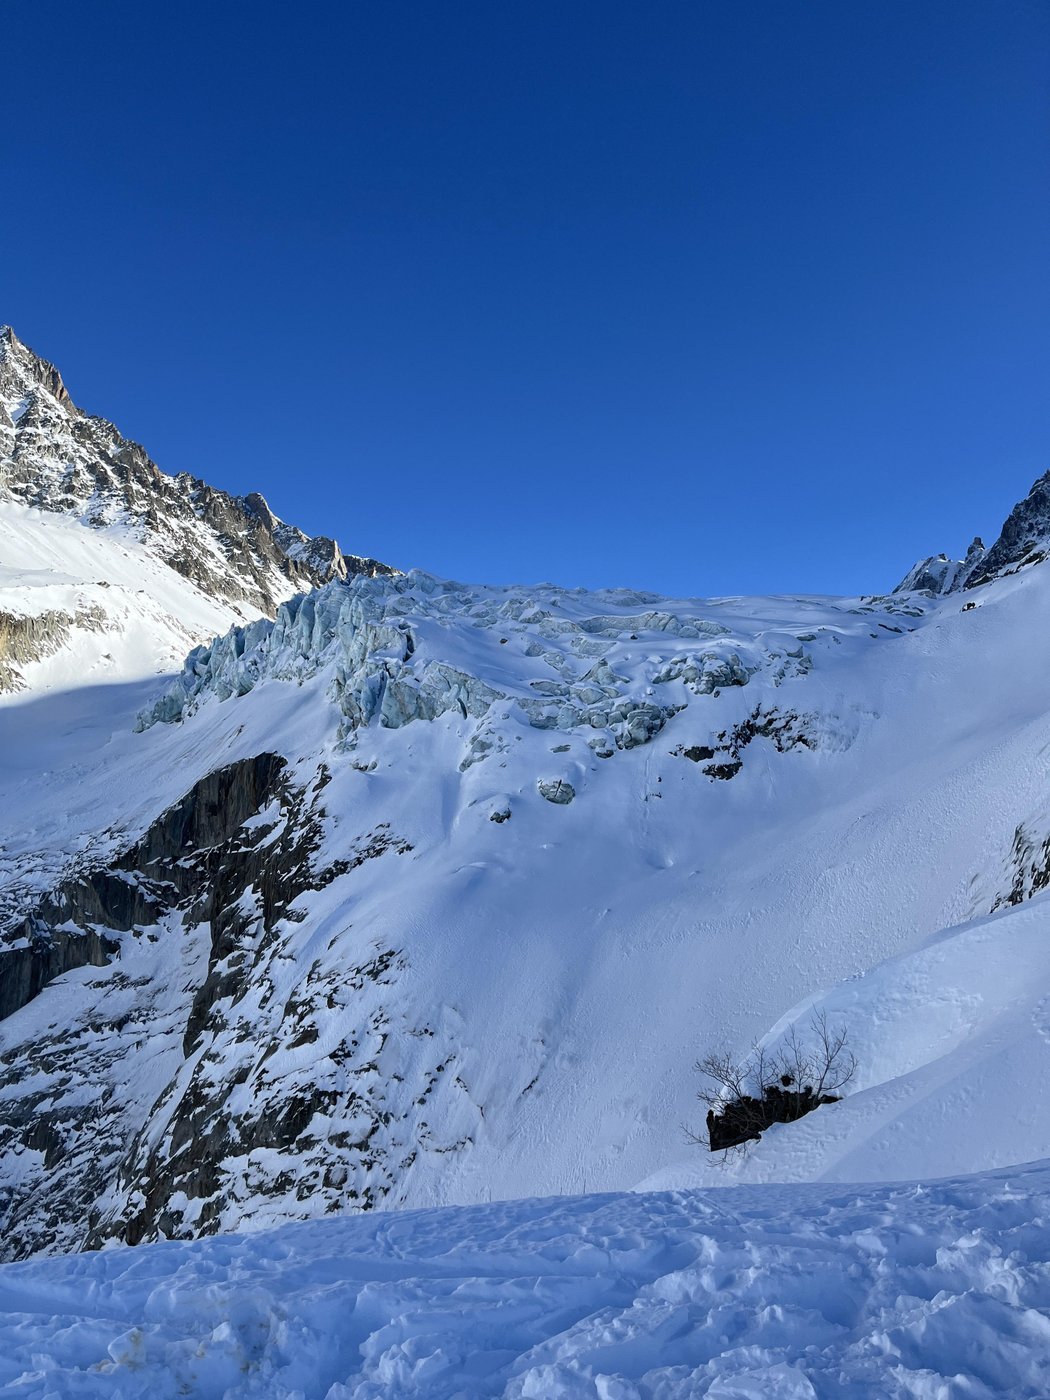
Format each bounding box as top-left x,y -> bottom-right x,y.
1,1161 -> 1049,1397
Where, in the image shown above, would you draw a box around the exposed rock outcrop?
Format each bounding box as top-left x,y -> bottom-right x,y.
894,471 -> 1050,595
893,538 -> 986,596
0,753 -> 471,1262
0,327 -> 394,617
963,472 -> 1050,588
0,604 -> 105,691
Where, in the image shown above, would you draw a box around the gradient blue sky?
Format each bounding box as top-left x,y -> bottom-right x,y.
4,1 -> 1048,595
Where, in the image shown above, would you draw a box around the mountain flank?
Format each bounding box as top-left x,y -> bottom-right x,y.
0,326 -> 393,618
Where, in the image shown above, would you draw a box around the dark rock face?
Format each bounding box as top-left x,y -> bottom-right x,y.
896,556 -> 954,595
892,538 -> 985,596
0,605 -> 105,692
674,706 -> 817,781
0,754 -> 289,1024
964,472 -> 1050,589
895,471 -> 1050,595
0,754 -> 466,1262
992,823 -> 1050,911
0,327 -> 395,616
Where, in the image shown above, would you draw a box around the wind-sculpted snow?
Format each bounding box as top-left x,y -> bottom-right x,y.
645,887 -> 1050,1193
2,1161 -> 1050,1397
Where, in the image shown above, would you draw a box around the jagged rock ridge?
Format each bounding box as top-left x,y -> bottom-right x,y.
893,469 -> 1050,595
0,326 -> 394,618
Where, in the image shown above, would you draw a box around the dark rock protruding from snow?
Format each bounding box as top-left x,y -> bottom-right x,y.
0,327 -> 394,617
894,470 -> 1050,596
962,472 -> 1050,589
707,1083 -> 842,1152
0,753 -> 435,1261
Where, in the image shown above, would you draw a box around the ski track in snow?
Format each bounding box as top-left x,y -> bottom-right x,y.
2,1161 -> 1050,1398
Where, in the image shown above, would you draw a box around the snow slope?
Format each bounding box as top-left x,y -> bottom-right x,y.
642,887 -> 1050,1192
0,498 -> 256,694
2,1159 -> 1049,1397
6,529 -> 1050,1258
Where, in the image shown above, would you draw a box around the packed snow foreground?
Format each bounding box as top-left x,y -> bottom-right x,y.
4,1160 -> 1050,1398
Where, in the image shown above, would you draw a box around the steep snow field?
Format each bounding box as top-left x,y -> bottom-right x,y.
2,1160 -> 1049,1397
5,551 -> 1050,1251
0,498 -> 255,694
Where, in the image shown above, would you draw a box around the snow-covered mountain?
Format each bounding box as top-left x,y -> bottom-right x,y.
0,327 -> 392,694
4,407 -> 1050,1274
4,328 -> 1050,1300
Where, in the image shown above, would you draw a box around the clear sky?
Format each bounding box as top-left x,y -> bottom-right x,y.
4,1 -> 1048,596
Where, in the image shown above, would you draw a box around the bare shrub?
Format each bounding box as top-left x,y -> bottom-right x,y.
688,1013 -> 856,1153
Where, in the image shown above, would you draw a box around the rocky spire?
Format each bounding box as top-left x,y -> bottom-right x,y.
962,472 -> 1050,589
892,536 -> 986,596
893,467 -> 1050,596
0,326 -> 78,414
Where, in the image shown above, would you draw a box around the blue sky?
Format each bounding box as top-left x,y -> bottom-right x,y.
4,1 -> 1048,595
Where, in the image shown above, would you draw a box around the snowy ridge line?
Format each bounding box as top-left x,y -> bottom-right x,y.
0,326 -> 394,624
893,466 -> 1050,595
1,1159 -> 1049,1397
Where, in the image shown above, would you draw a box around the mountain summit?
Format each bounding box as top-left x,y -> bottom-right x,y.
0,327 -> 394,693
893,468 -> 1050,595
0,327 -> 392,616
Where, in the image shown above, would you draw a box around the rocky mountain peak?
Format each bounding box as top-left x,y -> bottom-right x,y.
894,467 -> 1050,596
0,326 -> 395,616
0,326 -> 77,415
963,471 -> 1050,589
242,490 -> 280,533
